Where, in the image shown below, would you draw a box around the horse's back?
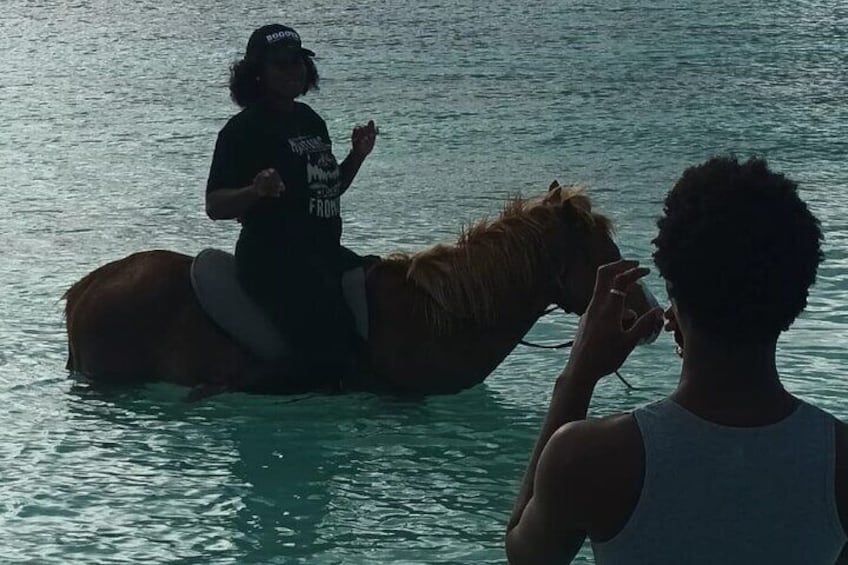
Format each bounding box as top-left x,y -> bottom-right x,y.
65,250 -> 192,329
65,249 -> 191,300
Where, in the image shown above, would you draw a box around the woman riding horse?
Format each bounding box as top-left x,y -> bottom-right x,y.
206,24 -> 378,389
64,183 -> 660,396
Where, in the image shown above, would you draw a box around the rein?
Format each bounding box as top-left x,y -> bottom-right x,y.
518,307 -> 569,349
519,306 -> 636,390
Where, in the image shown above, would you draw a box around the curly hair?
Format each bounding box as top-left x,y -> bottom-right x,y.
228,54 -> 319,108
653,156 -> 823,342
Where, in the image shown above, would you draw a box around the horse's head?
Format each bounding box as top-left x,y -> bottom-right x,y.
542,181 -> 660,342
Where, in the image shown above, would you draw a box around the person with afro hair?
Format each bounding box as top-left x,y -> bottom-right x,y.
507,156 -> 848,564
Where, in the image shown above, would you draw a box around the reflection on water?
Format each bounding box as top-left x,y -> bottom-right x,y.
13,384 -> 533,564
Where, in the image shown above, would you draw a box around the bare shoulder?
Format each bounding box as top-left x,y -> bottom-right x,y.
544,413 -> 645,540
549,412 -> 642,464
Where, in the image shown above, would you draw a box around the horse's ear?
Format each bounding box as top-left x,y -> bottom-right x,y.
544,180 -> 563,204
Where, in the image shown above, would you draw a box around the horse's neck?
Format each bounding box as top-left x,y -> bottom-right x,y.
368,262 -> 555,391
482,280 -> 554,331
369,213 -> 571,391
397,219 -> 565,334
469,239 -> 563,332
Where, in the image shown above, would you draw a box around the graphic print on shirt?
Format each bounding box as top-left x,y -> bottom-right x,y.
289,135 -> 341,219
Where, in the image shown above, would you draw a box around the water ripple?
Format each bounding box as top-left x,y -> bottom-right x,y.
1,0 -> 846,563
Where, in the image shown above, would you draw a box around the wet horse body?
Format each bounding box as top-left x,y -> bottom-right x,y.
64,186 -> 654,395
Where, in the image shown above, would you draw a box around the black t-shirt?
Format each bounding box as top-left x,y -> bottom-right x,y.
207,102 -> 343,255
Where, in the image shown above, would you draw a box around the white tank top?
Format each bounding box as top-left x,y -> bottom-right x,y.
592,399 -> 846,564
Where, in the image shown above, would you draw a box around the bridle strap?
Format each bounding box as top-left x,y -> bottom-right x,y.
518,306 -> 573,350
518,338 -> 574,350
518,306 -> 636,390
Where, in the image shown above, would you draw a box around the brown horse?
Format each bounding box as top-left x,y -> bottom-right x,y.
63,184 -> 658,396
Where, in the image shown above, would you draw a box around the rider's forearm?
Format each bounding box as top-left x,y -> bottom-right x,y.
206,185 -> 260,220
339,151 -> 366,194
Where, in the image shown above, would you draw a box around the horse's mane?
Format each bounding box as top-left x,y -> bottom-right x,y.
382,186 -> 612,332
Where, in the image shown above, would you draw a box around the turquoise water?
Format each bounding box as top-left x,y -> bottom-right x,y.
1,1 -> 846,563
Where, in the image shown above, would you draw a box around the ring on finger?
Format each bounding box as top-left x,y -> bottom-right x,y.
609,288 -> 627,297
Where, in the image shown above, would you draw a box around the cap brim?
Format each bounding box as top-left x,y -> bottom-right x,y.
268,44 -> 315,57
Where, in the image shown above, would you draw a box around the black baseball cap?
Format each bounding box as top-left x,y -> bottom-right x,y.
245,24 -> 315,60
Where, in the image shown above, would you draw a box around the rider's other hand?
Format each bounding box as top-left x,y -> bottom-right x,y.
253,168 -> 284,197
351,120 -> 377,158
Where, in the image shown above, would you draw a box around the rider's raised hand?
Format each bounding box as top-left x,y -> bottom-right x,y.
351,120 -> 377,159
563,260 -> 664,384
253,168 -> 284,197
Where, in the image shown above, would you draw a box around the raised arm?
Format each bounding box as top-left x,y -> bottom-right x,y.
505,386 -> 594,564
506,260 -> 663,564
339,120 -> 377,193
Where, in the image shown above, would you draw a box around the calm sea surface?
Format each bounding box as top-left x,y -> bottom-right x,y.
1,1 -> 846,563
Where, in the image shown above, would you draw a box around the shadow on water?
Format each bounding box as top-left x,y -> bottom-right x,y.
62,379 -> 532,563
